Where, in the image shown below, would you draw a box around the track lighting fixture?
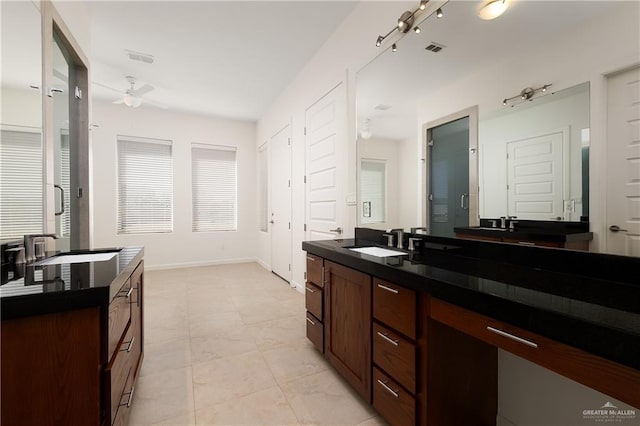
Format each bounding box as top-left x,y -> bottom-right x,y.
374,0 -> 442,48
392,43 -> 398,52
502,84 -> 552,107
436,8 -> 443,18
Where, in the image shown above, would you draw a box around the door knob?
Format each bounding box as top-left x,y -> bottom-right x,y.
269,220 -> 274,224
609,225 -> 628,232
329,227 -> 343,234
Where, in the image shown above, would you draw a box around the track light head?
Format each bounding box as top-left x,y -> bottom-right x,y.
376,36 -> 383,47
436,8 -> 443,18
414,26 -> 421,34
392,43 -> 398,52
419,1 -> 428,10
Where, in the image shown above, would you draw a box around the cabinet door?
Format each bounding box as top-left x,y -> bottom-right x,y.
324,261 -> 372,402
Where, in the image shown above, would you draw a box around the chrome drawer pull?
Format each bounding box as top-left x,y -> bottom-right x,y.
376,331 -> 399,346
377,284 -> 399,294
377,379 -> 399,398
306,317 -> 316,326
306,255 -> 316,261
121,336 -> 135,353
486,326 -> 538,348
517,241 -> 536,246
305,286 -> 316,293
120,385 -> 135,408
119,287 -> 133,298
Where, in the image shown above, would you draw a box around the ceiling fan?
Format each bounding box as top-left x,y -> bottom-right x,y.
93,76 -> 167,109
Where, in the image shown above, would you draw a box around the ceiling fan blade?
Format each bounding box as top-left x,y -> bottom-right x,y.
132,84 -> 154,97
93,81 -> 124,94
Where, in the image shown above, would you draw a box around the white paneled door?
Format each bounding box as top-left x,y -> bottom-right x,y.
305,83 -> 346,241
606,66 -> 640,256
270,125 -> 292,282
506,130 -> 567,220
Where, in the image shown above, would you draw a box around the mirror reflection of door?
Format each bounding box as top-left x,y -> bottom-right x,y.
428,117 -> 470,238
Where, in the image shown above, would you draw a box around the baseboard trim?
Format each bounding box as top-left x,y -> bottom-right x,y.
145,257 -> 259,271
256,258 -> 271,271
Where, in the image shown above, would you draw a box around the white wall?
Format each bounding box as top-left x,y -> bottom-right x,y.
0,88 -> 41,129
91,101 -> 257,269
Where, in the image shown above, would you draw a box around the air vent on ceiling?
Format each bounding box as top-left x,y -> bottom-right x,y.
374,104 -> 392,111
125,49 -> 154,64
425,42 -> 446,53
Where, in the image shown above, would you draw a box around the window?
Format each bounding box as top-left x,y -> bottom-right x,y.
0,129 -> 43,239
257,143 -> 268,232
192,144 -> 237,232
117,136 -> 173,234
360,159 -> 386,224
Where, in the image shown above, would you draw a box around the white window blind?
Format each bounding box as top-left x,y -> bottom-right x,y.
258,143 -> 268,232
0,129 -> 43,239
192,144 -> 237,232
117,136 -> 173,234
361,159 -> 386,224
60,133 -> 70,237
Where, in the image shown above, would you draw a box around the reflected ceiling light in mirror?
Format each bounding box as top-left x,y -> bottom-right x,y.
414,26 -> 421,34
392,43 -> 398,52
436,8 -> 443,18
360,119 -> 372,140
478,0 -> 509,20
502,84 -> 552,107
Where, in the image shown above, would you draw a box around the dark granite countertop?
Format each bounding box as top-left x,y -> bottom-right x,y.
0,246 -> 144,320
453,226 -> 593,243
302,236 -> 639,371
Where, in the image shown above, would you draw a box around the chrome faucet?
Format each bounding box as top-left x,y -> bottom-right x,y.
408,237 -> 422,251
383,233 -> 394,247
389,229 -> 404,249
410,227 -> 428,235
24,234 -> 57,263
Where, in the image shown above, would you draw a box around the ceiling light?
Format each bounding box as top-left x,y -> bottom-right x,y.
419,1 -> 428,11
502,84 -> 552,107
414,26 -> 421,34
478,0 -> 509,20
123,93 -> 142,108
436,8 -> 443,18
392,43 -> 398,52
376,36 -> 383,47
373,1 -> 442,48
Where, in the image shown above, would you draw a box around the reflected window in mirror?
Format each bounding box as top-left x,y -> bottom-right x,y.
360,159 -> 386,224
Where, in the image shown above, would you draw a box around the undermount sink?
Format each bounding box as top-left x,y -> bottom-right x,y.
348,246 -> 408,257
34,250 -> 120,266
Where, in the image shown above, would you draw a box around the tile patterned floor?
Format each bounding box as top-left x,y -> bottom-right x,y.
130,262 -> 388,426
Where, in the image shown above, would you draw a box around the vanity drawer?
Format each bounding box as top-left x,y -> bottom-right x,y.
305,282 -> 323,320
373,321 -> 416,394
105,323 -> 134,424
108,278 -> 132,360
306,312 -> 324,353
373,367 -> 415,426
112,369 -> 135,426
373,278 -> 416,339
306,254 -> 324,288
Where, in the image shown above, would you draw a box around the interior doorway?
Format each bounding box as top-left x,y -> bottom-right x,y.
270,125 -> 292,282
423,107 -> 479,237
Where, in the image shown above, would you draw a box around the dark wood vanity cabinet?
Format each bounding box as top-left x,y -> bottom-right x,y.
305,254 -> 324,352
324,260 -> 372,402
0,260 -> 144,426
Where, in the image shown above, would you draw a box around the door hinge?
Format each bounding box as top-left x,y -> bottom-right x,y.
74,86 -> 82,100
304,223 -> 307,231
303,175 -> 307,184
288,264 -> 291,272
428,140 -> 434,147
304,271 -> 307,280
288,137 -> 291,146
288,222 -> 291,230
304,127 -> 307,136
77,188 -> 83,198
506,153 -> 509,159
288,179 -> 290,188
429,194 -> 433,201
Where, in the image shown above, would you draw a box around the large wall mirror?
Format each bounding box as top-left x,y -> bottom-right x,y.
0,1 -> 44,240
355,1 -> 621,235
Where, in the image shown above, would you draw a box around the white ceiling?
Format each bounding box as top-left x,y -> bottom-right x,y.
86,1 -> 357,120
356,1 -> 617,141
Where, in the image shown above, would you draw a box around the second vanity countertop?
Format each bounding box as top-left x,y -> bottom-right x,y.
302,237 -> 639,372
0,246 -> 144,320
